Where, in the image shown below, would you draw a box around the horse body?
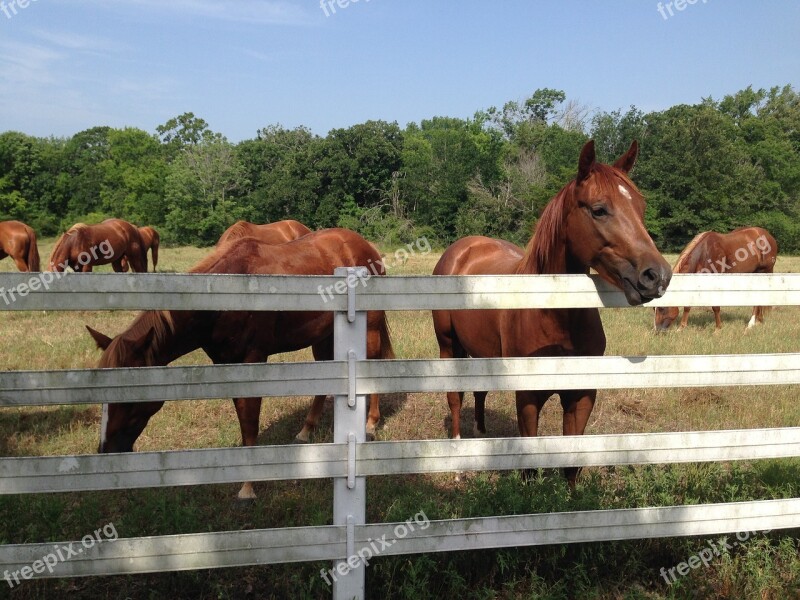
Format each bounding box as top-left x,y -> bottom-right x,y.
0,220 -> 40,271
654,226 -> 777,330
216,219 -> 312,248
433,141 -> 671,485
87,228 -> 394,499
49,219 -> 147,272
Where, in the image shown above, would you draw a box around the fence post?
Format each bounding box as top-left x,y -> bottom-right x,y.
331,267 -> 367,600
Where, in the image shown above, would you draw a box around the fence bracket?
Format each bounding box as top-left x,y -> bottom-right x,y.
347,350 -> 357,408
346,514 -> 355,562
347,269 -> 356,323
347,433 -> 357,489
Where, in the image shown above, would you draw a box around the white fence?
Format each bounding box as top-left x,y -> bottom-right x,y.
1,269 -> 800,599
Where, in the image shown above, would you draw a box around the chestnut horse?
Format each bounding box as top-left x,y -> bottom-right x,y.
432,140 -> 671,485
49,219 -> 147,272
120,226 -> 160,272
654,227 -> 777,331
216,219 -> 312,248
86,228 -> 394,500
0,220 -> 40,271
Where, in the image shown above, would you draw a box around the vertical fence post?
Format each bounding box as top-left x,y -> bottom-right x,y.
331,267 -> 367,600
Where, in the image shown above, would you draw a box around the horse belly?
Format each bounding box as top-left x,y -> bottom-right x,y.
450,309 -> 503,358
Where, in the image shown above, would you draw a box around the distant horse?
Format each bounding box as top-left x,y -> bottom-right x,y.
432,140 -> 671,486
0,220 -> 40,271
654,227 -> 777,331
216,219 -> 312,248
120,226 -> 160,272
86,228 -> 394,500
49,219 -> 147,272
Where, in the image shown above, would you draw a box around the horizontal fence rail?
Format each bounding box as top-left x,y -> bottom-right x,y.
2,353 -> 800,407
1,498 -> 798,579
2,428 -> 798,495
1,272 -> 800,311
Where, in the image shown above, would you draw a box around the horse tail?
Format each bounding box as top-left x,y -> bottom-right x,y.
378,311 -> 395,360
26,226 -> 40,272
150,229 -> 160,271
48,233 -> 68,271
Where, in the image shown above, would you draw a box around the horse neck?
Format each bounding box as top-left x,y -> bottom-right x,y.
127,311 -> 201,367
515,184 -> 584,276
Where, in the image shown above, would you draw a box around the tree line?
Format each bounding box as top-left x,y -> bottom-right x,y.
1,85 -> 798,252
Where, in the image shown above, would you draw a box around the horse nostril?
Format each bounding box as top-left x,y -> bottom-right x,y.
641,267 -> 658,286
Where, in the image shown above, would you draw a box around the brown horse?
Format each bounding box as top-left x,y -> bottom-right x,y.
654,227 -> 777,331
216,219 -> 312,248
85,228 -> 394,500
119,226 -> 160,272
0,220 -> 40,271
432,140 -> 671,485
49,219 -> 147,272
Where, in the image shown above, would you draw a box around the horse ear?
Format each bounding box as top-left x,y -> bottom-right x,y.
612,140 -> 639,174
577,140 -> 596,183
86,326 -> 113,350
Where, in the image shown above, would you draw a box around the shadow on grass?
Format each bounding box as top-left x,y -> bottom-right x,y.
0,405 -> 98,456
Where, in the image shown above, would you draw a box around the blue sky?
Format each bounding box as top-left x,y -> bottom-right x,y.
0,0 -> 798,142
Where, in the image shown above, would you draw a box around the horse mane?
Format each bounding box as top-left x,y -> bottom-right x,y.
674,231 -> 712,273
107,310 -> 176,367
517,184 -> 571,274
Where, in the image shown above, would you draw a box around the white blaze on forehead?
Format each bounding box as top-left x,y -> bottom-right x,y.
618,184 -> 632,200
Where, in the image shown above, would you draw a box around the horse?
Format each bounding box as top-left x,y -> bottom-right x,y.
0,220 -> 40,272
432,140 -> 671,486
216,219 -> 312,248
85,227 -> 394,500
654,227 -> 777,331
119,226 -> 160,272
49,219 -> 147,273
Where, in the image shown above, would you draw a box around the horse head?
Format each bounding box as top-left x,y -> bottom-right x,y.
563,140 -> 671,305
86,323 -> 160,454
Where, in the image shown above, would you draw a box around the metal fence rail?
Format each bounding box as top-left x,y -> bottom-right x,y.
1,269 -> 799,599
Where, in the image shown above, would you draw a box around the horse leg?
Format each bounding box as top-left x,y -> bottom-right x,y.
232,396 -> 263,500
295,338 -> 334,443
515,390 -> 546,437
713,306 -> 722,331
677,307 -> 691,330
112,259 -> 126,272
12,253 -> 29,272
434,320 -> 467,439
473,391 -> 488,437
748,306 -> 761,328
560,390 -> 597,488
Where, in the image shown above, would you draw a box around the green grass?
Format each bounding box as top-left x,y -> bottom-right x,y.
1,246 -> 799,599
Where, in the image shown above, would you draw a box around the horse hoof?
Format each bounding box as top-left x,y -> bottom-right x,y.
366,431 -> 375,442
293,435 -> 309,444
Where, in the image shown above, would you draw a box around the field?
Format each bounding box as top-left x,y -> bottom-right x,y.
1,240 -> 799,599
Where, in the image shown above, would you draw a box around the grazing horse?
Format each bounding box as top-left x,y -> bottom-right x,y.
0,220 -> 40,271
49,219 -> 147,272
654,227 -> 777,331
216,219 -> 312,248
432,140 -> 671,485
119,226 -> 160,272
86,228 -> 394,500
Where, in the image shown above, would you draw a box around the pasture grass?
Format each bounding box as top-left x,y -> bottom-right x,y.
1,245 -> 799,599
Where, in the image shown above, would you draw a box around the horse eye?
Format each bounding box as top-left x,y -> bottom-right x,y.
591,205 -> 608,218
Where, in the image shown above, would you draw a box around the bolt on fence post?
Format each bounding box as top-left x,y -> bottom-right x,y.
332,267 -> 367,600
